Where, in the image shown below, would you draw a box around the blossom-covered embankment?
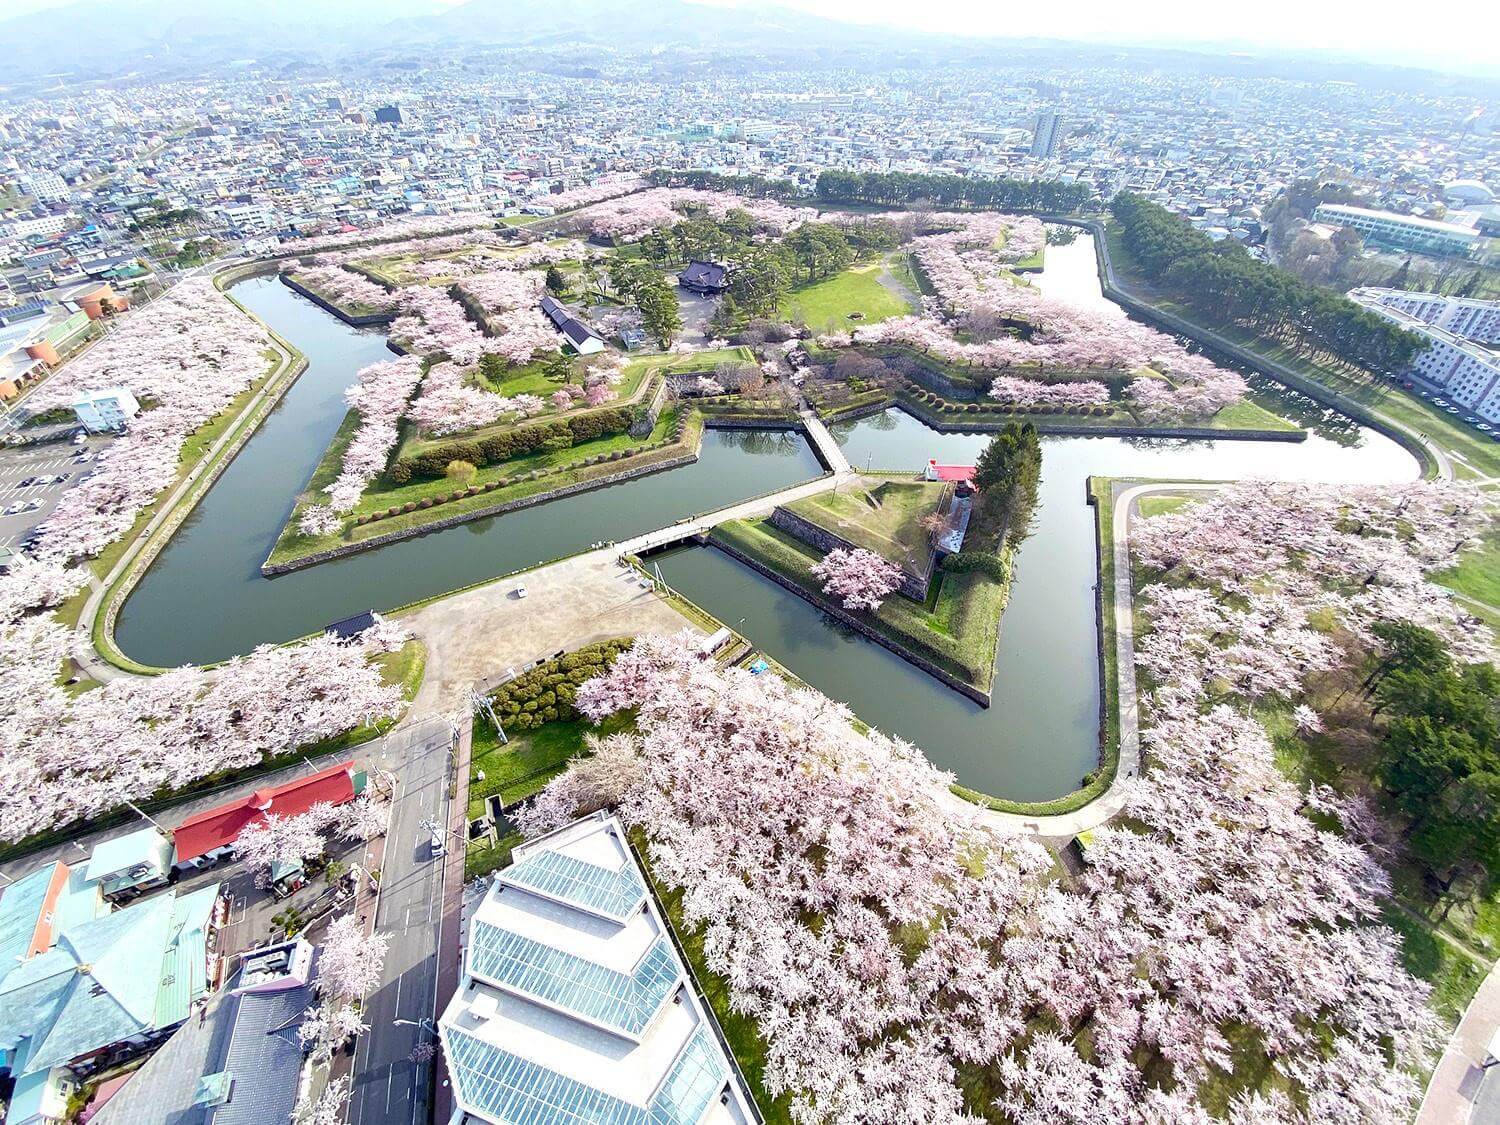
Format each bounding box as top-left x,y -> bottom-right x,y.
0,558 -> 409,844
29,279 -> 275,562
819,211 -> 1247,422
322,355 -> 425,514
517,481 -> 1491,1124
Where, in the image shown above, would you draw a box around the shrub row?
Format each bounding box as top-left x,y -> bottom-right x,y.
356,412 -> 691,526
481,639 -> 631,731
391,405 -> 637,482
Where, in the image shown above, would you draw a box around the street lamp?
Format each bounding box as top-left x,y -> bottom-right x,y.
393,1016 -> 435,1034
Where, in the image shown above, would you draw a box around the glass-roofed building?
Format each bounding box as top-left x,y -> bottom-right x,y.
438,812 -> 758,1125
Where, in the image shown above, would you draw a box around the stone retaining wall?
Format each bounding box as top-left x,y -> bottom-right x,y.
263,448 -> 699,575
896,395 -> 1306,442
768,506 -> 930,599
280,273 -> 395,327
708,536 -> 989,706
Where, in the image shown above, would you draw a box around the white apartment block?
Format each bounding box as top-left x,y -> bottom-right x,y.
19,171 -> 68,203
1349,287 -> 1500,344
439,812 -> 757,1125
1353,295 -> 1500,424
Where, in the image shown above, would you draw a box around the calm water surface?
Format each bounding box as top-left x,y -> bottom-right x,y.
118,241 -> 1419,801
114,277 -> 821,666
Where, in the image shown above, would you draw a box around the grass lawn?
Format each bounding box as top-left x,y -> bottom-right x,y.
1206,399 -> 1302,433
780,263 -> 912,333
269,406 -> 694,565
1433,528 -> 1500,613
712,517 -> 1007,693
466,713 -> 633,821
1136,494 -> 1196,518
785,476 -> 944,573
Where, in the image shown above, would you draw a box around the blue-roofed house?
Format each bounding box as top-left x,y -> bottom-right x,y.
0,864 -> 103,995
83,828 -> 174,905
438,812 -> 758,1124
0,884 -> 225,1124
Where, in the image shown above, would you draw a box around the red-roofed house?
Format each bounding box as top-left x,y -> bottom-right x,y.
170,760 -> 365,867
923,459 -> 977,484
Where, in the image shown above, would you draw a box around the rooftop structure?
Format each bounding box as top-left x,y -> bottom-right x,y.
84,827 -> 174,903
70,385 -> 139,433
678,260 -> 730,295
539,295 -> 605,355
1348,287 -> 1500,345
89,940 -> 317,1125
170,760 -> 364,865
438,812 -> 757,1125
0,863 -> 103,990
0,883 -> 224,1116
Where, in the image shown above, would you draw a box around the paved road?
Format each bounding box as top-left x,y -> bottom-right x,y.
349,714 -> 456,1125
1420,962 -> 1500,1124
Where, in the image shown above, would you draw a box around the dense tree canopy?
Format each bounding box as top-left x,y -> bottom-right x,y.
1109,193 -> 1427,377
972,422 -> 1042,551
815,170 -> 1093,213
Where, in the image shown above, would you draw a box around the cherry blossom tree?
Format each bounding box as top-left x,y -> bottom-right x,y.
296,1076 -> 352,1125
297,1002 -> 366,1064
325,356 -> 424,511
317,913 -> 389,1000
298,504 -> 343,539
234,802 -> 339,885
811,547 -> 904,611
292,264 -> 396,313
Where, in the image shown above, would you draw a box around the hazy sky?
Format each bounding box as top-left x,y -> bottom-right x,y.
5,0 -> 1498,74
743,0 -> 1500,72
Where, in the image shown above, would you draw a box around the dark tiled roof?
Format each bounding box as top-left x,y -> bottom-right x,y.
538,296 -> 601,346
678,260 -> 728,288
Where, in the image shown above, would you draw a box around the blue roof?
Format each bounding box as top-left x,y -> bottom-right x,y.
503,850 -> 646,923
0,885 -> 219,1077
0,866 -> 60,988
445,1025 -> 727,1125
469,923 -> 678,1038
85,827 -> 171,883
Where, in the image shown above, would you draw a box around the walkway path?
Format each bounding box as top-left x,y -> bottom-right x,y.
1420,967 -> 1500,1124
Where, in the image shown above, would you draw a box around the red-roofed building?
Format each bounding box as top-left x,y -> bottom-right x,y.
923,459 -> 977,484
170,761 -> 364,866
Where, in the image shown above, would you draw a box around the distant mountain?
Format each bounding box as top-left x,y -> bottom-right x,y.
390,0 -> 907,49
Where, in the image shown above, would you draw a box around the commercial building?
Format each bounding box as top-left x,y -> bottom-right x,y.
1349,287 -> 1500,344
1351,292 -> 1500,424
84,827 -> 175,905
71,386 -> 140,432
1312,203 -> 1482,258
438,812 -> 757,1125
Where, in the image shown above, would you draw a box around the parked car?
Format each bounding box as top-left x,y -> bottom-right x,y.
23,499 -> 43,512
514,583 -> 528,599
54,473 -> 70,482
18,477 -> 36,487
71,431 -> 87,445
1479,424 -> 1494,433
2,503 -> 23,516
74,450 -> 92,463
430,826 -> 447,857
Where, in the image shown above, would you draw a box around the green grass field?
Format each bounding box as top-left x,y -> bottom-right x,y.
1434,528 -> 1500,612
786,477 -> 944,572
780,263 -> 912,333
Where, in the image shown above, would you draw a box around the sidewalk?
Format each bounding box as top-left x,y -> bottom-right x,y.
1420,966 -> 1500,1124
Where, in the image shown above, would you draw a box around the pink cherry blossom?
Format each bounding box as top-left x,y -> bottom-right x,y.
811,547 -> 903,611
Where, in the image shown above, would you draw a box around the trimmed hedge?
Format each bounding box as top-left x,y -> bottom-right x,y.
391,405 -> 636,482
482,639 -> 631,732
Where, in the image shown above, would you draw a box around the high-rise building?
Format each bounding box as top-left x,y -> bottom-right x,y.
1029,110 -> 1063,159
374,105 -> 404,125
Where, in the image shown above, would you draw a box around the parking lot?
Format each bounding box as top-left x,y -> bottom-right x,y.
0,432 -> 110,558
1402,379 -> 1500,441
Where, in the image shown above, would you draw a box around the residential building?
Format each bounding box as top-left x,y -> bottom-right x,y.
1029,110 -> 1063,160
438,812 -> 757,1125
0,883 -> 226,1125
89,939 -> 317,1125
1311,203 -> 1482,258
71,386 -> 140,433
1351,293 -> 1500,424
